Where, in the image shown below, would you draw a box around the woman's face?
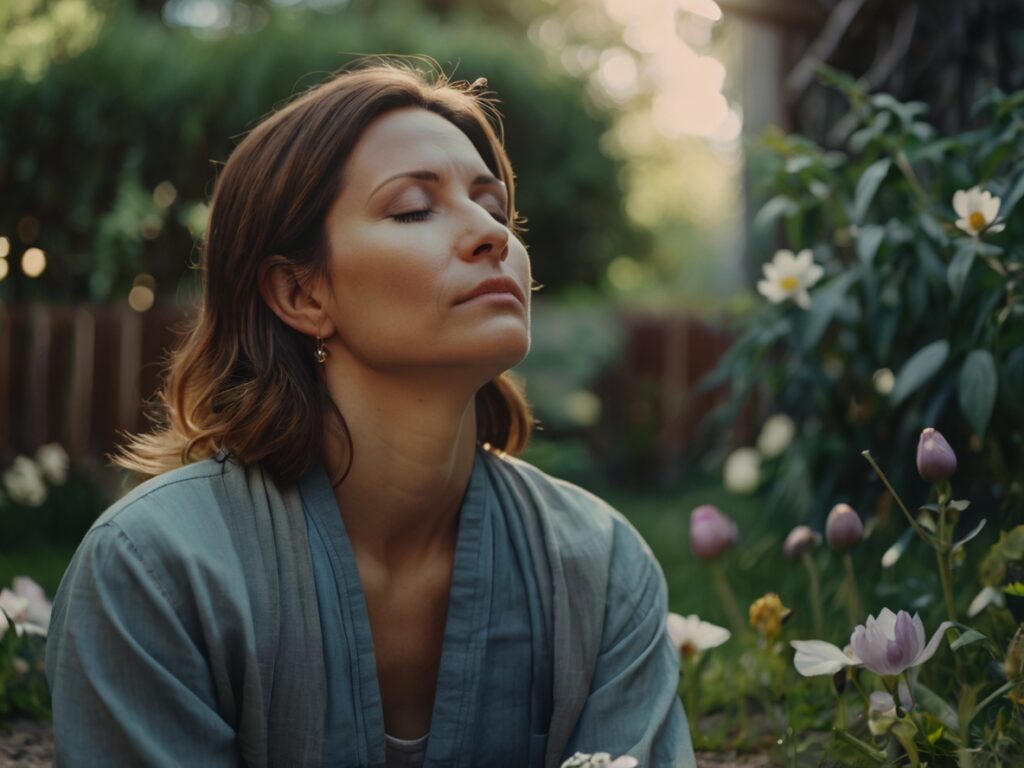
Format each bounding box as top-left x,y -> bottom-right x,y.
320,107 -> 531,380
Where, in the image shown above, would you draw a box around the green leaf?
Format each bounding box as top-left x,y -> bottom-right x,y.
754,195 -> 798,232
882,526 -> 916,568
852,158 -> 891,223
947,242 -> 976,300
959,349 -> 998,437
890,340 -> 950,406
918,212 -> 949,246
802,271 -> 858,350
952,519 -> 987,554
855,224 -> 886,265
999,166 -> 1024,218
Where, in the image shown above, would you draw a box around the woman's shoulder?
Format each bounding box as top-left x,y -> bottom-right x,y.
483,450 -> 657,567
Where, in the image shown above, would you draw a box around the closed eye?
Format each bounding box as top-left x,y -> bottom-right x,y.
392,210 -> 432,223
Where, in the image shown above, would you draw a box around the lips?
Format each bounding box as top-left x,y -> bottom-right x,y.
455,276 -> 525,306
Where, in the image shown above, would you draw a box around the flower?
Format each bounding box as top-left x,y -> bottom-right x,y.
666,612 -> 731,658
791,639 -> 861,676
35,443 -> 69,485
850,609 -> 953,677
0,576 -> 52,639
1,455 -> 47,507
825,503 -> 863,551
953,186 -> 1005,236
756,249 -> 824,310
783,525 -> 820,560
723,447 -> 760,494
689,505 -> 738,561
868,691 -> 898,736
749,593 -> 790,642
757,414 -> 795,458
560,753 -> 639,768
916,427 -> 957,482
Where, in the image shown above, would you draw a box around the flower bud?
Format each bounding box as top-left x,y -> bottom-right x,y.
868,691 -> 897,736
689,505 -> 738,561
825,503 -> 863,552
783,525 -> 820,561
916,427 -> 957,482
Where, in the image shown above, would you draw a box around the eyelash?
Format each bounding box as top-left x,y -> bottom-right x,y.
391,208 -> 510,226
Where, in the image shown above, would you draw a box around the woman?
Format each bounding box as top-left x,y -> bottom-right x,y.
45,62 -> 695,767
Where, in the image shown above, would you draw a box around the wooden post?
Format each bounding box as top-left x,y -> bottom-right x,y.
27,305 -> 51,449
68,306 -> 96,461
117,307 -> 143,435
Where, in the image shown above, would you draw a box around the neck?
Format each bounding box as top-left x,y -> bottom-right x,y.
321,365 -> 482,572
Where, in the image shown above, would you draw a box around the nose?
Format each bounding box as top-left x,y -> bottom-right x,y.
459,203 -> 510,263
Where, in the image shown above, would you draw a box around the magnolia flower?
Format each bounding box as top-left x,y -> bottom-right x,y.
756,414 -> 795,458
749,593 -> 790,642
2,455 -> 47,507
850,609 -> 953,677
868,691 -> 898,736
723,447 -> 760,494
916,427 -> 957,482
791,639 -> 861,676
560,753 -> 638,768
0,577 -> 52,641
666,612 -> 730,658
783,525 -> 820,561
756,249 -> 824,309
953,186 -> 1005,236
689,505 -> 738,561
825,503 -> 863,551
35,442 -> 69,485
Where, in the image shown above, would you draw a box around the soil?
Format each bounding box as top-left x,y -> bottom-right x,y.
0,720 -> 776,767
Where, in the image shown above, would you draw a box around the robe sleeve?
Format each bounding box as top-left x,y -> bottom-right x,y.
564,522 -> 697,767
45,521 -> 241,767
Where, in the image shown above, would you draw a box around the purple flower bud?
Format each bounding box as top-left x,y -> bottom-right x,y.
690,505 -> 738,561
783,525 -> 820,561
916,427 -> 957,482
825,503 -> 863,552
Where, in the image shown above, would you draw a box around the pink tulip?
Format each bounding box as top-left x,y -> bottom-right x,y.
825,503 -> 863,552
690,505 -> 738,561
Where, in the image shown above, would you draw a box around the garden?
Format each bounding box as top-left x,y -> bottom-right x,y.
3,0 -> 1024,766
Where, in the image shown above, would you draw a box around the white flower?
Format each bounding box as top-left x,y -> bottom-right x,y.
35,443 -> 69,485
953,186 -> 1005,236
560,753 -> 638,768
723,447 -> 760,494
756,414 -> 795,458
2,456 -> 47,507
756,249 -> 824,310
0,576 -> 52,639
666,612 -> 730,657
790,639 -> 861,676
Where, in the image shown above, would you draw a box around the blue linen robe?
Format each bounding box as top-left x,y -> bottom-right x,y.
45,448 -> 695,766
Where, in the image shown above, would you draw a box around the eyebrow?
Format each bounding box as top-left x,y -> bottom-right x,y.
368,169 -> 506,202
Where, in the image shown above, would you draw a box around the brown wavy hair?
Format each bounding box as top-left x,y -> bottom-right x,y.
113,60 -> 533,487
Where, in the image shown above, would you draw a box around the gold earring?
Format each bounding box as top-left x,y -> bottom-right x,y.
314,336 -> 328,364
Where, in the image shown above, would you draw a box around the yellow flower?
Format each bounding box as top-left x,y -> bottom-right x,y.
749,592 -> 791,641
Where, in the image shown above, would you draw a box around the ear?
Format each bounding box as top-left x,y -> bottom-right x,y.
258,256 -> 336,339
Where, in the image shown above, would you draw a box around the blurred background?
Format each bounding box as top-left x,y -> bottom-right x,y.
2,0 -> 1024,636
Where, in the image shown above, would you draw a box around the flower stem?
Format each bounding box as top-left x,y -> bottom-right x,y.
836,692 -> 848,731
936,500 -> 958,626
861,451 -> 934,545
970,680 -> 1018,721
802,554 -> 824,638
842,553 -> 861,628
711,561 -> 745,635
682,657 -> 698,739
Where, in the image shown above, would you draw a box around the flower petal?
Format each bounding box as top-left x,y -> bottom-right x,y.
805,264 -> 824,287
911,620 -> 954,667
955,218 -> 976,235
794,290 -> 812,310
988,222 -> 1006,234
791,639 -> 860,676
953,190 -> 970,218
758,280 -> 785,302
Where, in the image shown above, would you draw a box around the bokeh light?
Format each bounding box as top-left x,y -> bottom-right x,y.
0,236 -> 10,258
21,247 -> 47,278
0,259 -> 9,282
153,180 -> 178,208
873,368 -> 896,395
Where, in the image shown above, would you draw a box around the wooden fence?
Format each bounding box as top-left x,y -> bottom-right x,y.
0,304 -> 735,469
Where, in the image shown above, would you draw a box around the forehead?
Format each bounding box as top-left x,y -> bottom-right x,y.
345,107 -> 491,183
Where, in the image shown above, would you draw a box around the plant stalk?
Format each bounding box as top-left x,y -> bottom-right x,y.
861,450 -> 933,545
842,553 -> 861,627
711,561 -> 745,635
802,554 -> 824,638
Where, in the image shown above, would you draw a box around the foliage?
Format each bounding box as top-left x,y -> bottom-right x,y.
0,0 -> 638,303
707,69 -> 1024,531
0,624 -> 49,725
